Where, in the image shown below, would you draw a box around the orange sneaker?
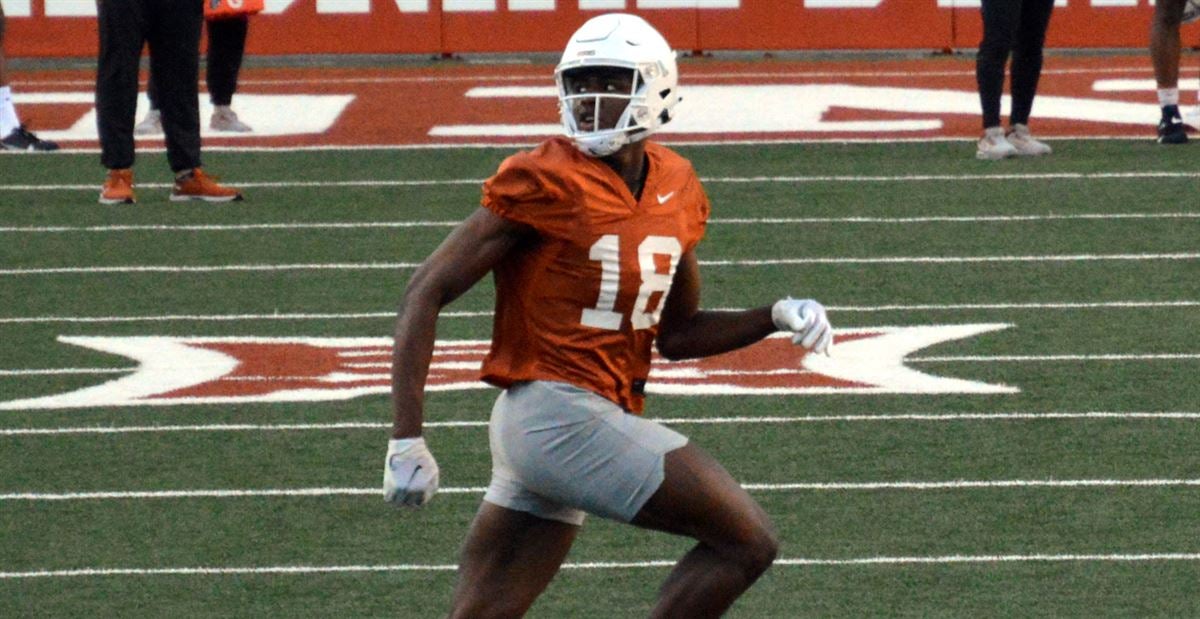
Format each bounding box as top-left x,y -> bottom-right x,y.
99,168 -> 136,204
170,167 -> 243,202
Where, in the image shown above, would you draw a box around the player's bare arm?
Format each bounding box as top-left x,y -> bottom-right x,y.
656,250 -> 833,360
655,250 -> 775,360
391,207 -> 533,439
385,207 -> 533,508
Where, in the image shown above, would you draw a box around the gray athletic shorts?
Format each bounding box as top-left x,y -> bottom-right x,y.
482,380 -> 689,526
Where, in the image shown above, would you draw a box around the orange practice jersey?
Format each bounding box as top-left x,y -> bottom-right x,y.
479,137 -> 710,413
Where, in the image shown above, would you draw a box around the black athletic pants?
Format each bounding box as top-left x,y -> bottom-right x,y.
96,0 -> 201,172
976,0 -> 1056,129
147,16 -> 248,109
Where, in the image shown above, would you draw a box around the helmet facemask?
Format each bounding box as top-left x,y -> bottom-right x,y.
556,65 -> 640,157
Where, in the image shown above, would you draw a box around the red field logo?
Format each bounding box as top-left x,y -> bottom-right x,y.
0,324 -> 1016,411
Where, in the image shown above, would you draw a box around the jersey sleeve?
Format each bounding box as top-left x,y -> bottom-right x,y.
481,150 -> 569,231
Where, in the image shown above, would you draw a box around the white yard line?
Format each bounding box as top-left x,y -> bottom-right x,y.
2,253 -> 1197,276
2,212 -> 1198,233
4,411 -> 1199,436
4,171 -> 1200,193
17,135 -> 1189,155
909,353 -> 1200,362
1,301 -> 1195,324
0,368 -> 130,376
698,253 -> 1200,266
4,552 -> 1200,579
5,478 -> 1200,502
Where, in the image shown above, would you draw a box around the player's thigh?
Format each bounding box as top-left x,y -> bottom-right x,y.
491,381 -> 686,523
630,442 -> 775,549
455,502 -> 578,603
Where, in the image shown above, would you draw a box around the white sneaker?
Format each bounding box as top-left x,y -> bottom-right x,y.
210,106 -> 252,132
976,126 -> 1018,160
1006,123 -> 1052,156
134,109 -> 162,135
1184,106 -> 1200,130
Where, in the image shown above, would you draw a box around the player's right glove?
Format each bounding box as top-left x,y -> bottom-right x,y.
771,297 -> 833,355
383,437 -> 440,508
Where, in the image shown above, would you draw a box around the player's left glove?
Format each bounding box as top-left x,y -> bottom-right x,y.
772,297 -> 833,355
383,437 -> 440,508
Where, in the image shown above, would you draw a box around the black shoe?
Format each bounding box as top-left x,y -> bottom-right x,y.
1,125 -> 60,151
1157,106 -> 1189,145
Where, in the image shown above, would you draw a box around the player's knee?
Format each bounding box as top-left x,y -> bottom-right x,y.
747,524 -> 780,575
726,518 -> 779,579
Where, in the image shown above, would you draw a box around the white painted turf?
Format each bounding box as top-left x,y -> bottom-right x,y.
6,553 -> 1200,579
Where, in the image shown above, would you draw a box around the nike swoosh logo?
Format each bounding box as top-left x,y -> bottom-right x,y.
657,191 -> 675,204
1171,118 -> 1184,125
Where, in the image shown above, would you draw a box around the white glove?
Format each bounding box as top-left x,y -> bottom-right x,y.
383,437 -> 440,508
771,297 -> 833,355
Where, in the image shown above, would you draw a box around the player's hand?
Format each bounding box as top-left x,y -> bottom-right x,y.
383,437 -> 440,508
772,297 -> 833,355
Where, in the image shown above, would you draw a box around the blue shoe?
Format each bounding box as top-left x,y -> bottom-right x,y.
1,125 -> 59,151
1157,106 -> 1189,145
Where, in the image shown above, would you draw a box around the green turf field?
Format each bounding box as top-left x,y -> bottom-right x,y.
2,141 -> 1199,617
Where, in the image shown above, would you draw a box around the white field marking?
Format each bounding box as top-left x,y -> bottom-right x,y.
0,368 -> 130,376
442,84 -> 1175,135
1093,78 -> 1200,92
3,212 -> 1199,234
828,300 -> 1200,312
5,552 -> 1200,579
5,171 -> 1200,193
5,411 -> 1200,436
0,311 -> 415,324
26,94 -> 354,143
14,135 -> 1186,155
2,253 -> 1198,276
0,263 -> 411,275
0,179 -> 482,192
702,172 -> 1200,182
0,221 -> 459,233
697,253 -> 1200,266
910,353 -> 1200,362
1,301 -> 1196,325
7,478 -> 1200,502
13,66 -> 1167,89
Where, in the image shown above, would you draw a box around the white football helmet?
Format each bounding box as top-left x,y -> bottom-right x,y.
554,13 -> 681,157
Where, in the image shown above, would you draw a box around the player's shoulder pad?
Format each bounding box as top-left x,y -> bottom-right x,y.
486,138 -> 576,205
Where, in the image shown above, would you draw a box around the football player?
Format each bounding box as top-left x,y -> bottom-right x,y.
383,13 -> 833,618
1151,0 -> 1198,144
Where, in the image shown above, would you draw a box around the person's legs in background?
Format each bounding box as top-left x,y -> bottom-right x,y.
148,0 -> 242,202
1151,0 -> 1189,144
95,0 -> 146,202
134,69 -> 161,135
975,0 -> 1020,160
207,15 -> 251,132
1005,0 -> 1055,156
